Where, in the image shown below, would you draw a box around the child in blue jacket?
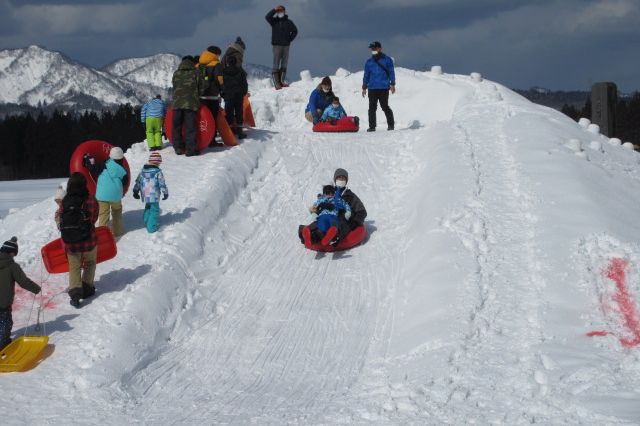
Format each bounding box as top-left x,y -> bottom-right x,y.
320,97 -> 347,124
308,185 -> 351,245
94,147 -> 129,237
132,152 -> 169,233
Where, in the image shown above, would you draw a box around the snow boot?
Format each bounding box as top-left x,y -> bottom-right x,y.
233,126 -> 247,140
69,287 -> 82,308
302,226 -> 311,245
321,226 -> 338,246
366,128 -> 375,132
279,68 -> 289,87
272,71 -> 282,90
82,282 -> 96,299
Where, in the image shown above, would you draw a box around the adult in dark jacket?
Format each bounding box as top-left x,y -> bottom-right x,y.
265,5 -> 298,89
222,37 -> 246,69
298,168 -> 367,245
0,237 -> 41,349
172,56 -> 204,156
362,41 -> 396,132
223,55 -> 249,139
305,76 -> 335,124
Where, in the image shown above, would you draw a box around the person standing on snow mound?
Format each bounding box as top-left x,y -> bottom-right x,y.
172,55 -> 204,156
266,5 -> 298,89
0,237 -> 41,349
362,41 -> 395,132
298,168 -> 367,246
55,173 -> 99,308
305,76 -> 335,124
141,94 -> 166,151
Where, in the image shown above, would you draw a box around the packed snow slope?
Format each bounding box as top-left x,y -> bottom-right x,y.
2,67 -> 640,425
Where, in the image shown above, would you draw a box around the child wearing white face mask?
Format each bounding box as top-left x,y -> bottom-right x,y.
320,97 -> 347,124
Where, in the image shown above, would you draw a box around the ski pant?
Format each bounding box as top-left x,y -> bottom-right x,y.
172,108 -> 197,154
143,202 -> 160,233
305,109 -> 323,124
67,246 -> 97,292
367,89 -> 394,129
224,94 -> 244,128
272,45 -> 290,75
317,214 -> 339,233
201,99 -> 220,118
0,310 -> 12,350
145,117 -> 163,150
98,200 -> 123,237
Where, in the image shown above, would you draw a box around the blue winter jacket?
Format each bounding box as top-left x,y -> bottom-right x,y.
305,86 -> 335,122
141,98 -> 166,122
363,53 -> 396,90
313,194 -> 351,218
320,104 -> 347,121
96,159 -> 127,202
133,165 -> 168,204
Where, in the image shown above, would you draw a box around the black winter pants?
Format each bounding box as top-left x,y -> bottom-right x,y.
367,89 -> 394,129
224,94 -> 244,128
172,109 -> 197,153
202,99 -> 220,118
0,310 -> 13,349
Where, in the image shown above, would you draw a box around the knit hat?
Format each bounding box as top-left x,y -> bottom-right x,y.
235,37 -> 246,50
321,76 -> 332,87
368,41 -> 382,49
155,94 -> 162,99
1,236 -> 18,255
207,45 -> 222,55
54,184 -> 66,201
334,168 -> 348,182
149,151 -> 162,166
110,146 -> 124,160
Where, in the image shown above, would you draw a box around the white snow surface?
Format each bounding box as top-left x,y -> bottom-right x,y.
2,68 -> 640,425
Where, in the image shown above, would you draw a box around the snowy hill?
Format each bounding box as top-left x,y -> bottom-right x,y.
0,46 -> 272,109
2,67 -> 640,424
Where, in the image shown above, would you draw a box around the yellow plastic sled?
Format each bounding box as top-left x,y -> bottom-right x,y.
0,336 -> 49,372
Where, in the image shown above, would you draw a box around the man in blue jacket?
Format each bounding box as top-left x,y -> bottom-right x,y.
362,41 -> 395,132
266,5 -> 298,89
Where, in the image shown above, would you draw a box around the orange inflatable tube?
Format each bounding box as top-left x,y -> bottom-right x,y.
243,95 -> 256,128
216,108 -> 237,147
41,226 -> 117,274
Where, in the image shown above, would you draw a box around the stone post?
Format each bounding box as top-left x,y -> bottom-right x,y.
591,82 -> 617,137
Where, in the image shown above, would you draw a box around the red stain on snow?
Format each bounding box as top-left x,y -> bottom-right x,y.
586,330 -> 610,337
588,258 -> 640,347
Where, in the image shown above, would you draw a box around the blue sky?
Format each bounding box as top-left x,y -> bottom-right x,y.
1,0 -> 639,91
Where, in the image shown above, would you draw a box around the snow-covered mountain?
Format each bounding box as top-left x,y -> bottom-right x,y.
2,67 -> 640,424
0,45 -> 271,109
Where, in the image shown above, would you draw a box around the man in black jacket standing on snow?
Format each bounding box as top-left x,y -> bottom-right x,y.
266,5 -> 298,89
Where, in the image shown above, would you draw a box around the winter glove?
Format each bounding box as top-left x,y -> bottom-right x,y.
317,202 -> 334,212
83,154 -> 95,168
162,193 -> 169,200
133,191 -> 140,199
329,118 -> 337,125
33,285 -> 41,295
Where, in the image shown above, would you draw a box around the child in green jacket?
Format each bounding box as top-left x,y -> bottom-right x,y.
0,237 -> 41,349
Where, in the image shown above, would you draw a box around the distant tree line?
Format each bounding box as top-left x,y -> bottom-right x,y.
0,104 -> 144,180
561,92 -> 640,145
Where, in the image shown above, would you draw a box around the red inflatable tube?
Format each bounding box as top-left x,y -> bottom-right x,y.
164,105 -> 216,151
69,140 -> 130,196
41,226 -> 117,274
312,116 -> 360,133
303,225 -> 367,252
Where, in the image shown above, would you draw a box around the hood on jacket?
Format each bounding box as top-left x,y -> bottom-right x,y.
178,58 -> 196,71
0,252 -> 14,270
228,42 -> 245,55
199,50 -> 220,67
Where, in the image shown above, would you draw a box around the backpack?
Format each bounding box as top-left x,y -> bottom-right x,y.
60,196 -> 91,244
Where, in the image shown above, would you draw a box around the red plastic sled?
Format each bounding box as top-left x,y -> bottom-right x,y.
312,116 -> 359,133
303,225 -> 367,252
41,226 -> 117,274
164,105 -> 216,151
69,140 -> 131,196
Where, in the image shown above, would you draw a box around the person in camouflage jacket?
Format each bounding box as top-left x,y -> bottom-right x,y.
171,56 -> 204,156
